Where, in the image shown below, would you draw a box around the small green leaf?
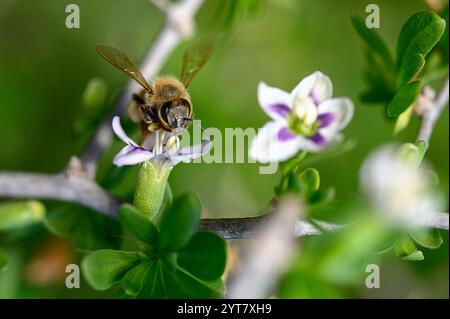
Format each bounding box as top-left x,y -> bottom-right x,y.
397,142 -> 425,168
161,265 -> 222,298
387,81 -> 421,118
81,250 -> 142,290
396,11 -> 446,86
395,236 -> 424,261
177,231 -> 226,280
119,204 -> 158,247
0,249 -> 8,271
135,261 -> 223,298
298,168 -> 320,195
159,193 -> 201,251
45,204 -> 122,250
81,78 -> 108,111
138,260 -> 167,298
0,200 -> 45,231
410,228 -> 443,249
394,105 -> 413,135
122,261 -> 156,297
351,15 -> 394,67
400,250 -> 424,261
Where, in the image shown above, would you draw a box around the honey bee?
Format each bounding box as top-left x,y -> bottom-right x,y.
95,43 -> 211,139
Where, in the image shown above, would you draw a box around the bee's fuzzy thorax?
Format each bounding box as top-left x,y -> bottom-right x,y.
151,75 -> 190,101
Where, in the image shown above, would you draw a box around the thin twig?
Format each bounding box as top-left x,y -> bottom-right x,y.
81,0 -> 205,178
417,77 -> 449,146
0,171 -> 120,219
1,171 -> 448,238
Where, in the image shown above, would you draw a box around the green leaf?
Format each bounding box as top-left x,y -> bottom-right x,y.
410,228 -> 443,249
280,151 -> 307,175
298,168 -> 320,195
159,193 -> 201,251
396,11 -> 446,86
161,264 -> 222,298
45,204 -> 122,250
387,81 -> 421,118
81,250 -> 142,290
135,261 -> 223,298
0,201 -> 45,231
351,15 -> 394,67
0,249 -> 8,271
81,78 -> 108,111
400,250 -> 425,261
394,106 -> 414,135
397,53 -> 426,88
177,231 -> 227,280
122,261 -> 156,297
134,162 -> 172,225
395,236 -> 424,261
137,260 -> 168,298
279,271 -> 343,298
119,204 -> 158,247
397,142 -> 426,168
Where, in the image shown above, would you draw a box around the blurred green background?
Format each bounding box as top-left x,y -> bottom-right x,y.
0,0 -> 448,298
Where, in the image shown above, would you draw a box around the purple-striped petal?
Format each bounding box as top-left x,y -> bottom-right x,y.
308,133 -> 326,146
257,82 -> 292,121
277,127 -> 297,141
309,91 -> 319,106
318,112 -> 336,128
269,103 -> 290,118
113,145 -> 154,167
317,98 -> 354,132
112,116 -> 139,147
170,140 -> 212,165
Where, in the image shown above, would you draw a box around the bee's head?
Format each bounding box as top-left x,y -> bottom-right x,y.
161,98 -> 192,132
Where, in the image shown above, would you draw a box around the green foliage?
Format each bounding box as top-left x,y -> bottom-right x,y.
353,10 -> 446,129
219,0 -> 261,32
44,203 -> 122,251
82,195 -> 226,298
396,11 -> 446,87
159,193 -> 201,251
410,228 -> 443,249
394,236 -> 424,261
177,231 -> 227,280
350,15 -> 394,68
0,249 -> 8,271
81,78 -> 108,112
0,201 -> 45,231
387,81 -> 421,118
397,141 -> 426,168
81,250 -> 143,290
279,216 -> 392,297
119,204 -> 158,247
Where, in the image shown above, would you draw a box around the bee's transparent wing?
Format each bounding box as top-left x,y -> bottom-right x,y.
180,42 -> 212,88
96,44 -> 153,93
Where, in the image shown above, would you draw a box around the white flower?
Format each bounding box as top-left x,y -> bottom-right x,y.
112,116 -> 211,167
249,71 -> 354,163
359,145 -> 442,228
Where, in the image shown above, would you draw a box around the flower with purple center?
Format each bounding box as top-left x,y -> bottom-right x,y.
112,116 -> 211,168
249,71 -> 354,163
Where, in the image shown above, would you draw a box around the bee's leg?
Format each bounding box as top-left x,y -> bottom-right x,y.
139,105 -> 162,142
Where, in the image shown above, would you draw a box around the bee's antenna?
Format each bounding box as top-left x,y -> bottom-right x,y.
183,117 -> 210,138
